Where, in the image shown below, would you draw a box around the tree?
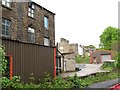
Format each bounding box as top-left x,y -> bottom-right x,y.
99,26 -> 120,50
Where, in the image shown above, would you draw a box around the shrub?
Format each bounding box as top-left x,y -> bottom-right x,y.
0,47 -> 8,76
67,74 -> 81,88
2,76 -> 22,89
75,55 -> 90,63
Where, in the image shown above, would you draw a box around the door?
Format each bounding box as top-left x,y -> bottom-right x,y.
101,54 -> 111,62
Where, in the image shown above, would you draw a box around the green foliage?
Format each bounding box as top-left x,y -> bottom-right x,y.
101,62 -> 115,71
99,26 -> 120,50
0,47 -> 8,76
75,55 -> 90,63
67,73 -> 81,88
84,45 -> 96,49
2,76 -> 22,89
80,71 -> 119,88
41,72 -> 53,88
114,52 -> 120,69
1,71 -> 119,89
53,76 -> 73,88
29,73 -> 35,83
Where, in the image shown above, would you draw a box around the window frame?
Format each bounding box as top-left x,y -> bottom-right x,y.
28,3 -> 35,18
28,27 -> 35,43
44,16 -> 49,29
2,0 -> 11,8
44,37 -> 49,46
2,18 -> 11,37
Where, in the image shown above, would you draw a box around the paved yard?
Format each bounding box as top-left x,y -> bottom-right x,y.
60,64 -> 109,78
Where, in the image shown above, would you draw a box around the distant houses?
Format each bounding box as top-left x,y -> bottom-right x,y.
57,38 -> 78,72
79,45 -> 96,57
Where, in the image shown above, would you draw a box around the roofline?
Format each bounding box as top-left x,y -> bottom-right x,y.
91,50 -> 113,54
32,1 -> 56,15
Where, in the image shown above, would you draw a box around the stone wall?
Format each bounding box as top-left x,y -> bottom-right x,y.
2,2 -> 55,47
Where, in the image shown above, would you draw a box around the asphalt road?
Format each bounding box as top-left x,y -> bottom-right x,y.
88,78 -> 120,88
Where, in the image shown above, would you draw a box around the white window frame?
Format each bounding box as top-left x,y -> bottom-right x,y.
2,0 -> 11,7
28,3 -> 35,18
44,16 -> 49,29
2,18 -> 11,37
44,37 -> 49,46
28,27 -> 35,43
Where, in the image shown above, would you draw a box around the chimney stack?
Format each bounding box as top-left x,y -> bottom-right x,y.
61,38 -> 66,42
66,40 -> 69,44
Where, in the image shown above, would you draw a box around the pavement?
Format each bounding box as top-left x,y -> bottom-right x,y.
59,64 -> 109,78
88,78 -> 120,88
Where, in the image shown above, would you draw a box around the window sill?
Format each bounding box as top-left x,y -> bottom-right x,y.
28,41 -> 36,44
1,35 -> 10,39
2,5 -> 12,10
28,16 -> 36,20
44,28 -> 49,31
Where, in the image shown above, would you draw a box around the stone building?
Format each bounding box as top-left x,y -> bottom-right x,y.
2,0 -> 55,47
80,45 -> 96,57
58,38 -> 79,59
58,38 -> 78,72
70,43 -> 78,56
1,0 -> 56,82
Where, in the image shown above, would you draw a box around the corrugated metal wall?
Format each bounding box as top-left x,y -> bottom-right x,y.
2,39 -> 55,83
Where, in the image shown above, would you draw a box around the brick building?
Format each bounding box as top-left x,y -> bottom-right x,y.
90,50 -> 113,63
1,0 -> 56,83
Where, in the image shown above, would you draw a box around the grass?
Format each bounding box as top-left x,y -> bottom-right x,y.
101,61 -> 116,71
75,55 -> 90,64
79,71 -> 119,88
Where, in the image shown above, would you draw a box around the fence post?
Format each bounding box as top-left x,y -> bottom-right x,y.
9,55 -> 13,80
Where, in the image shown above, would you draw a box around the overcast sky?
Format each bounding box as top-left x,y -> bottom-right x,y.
33,0 -> 119,53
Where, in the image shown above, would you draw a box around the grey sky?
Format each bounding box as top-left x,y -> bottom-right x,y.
33,0 -> 118,52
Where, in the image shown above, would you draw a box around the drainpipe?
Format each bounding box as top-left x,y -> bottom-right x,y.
63,55 -> 64,72
56,42 -> 59,75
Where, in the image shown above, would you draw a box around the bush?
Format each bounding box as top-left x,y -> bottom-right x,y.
67,74 -> 81,88
2,76 -> 22,89
75,55 -> 90,63
116,52 -> 120,69
101,61 -> 115,71
0,47 -> 8,76
1,71 -> 119,89
113,52 -> 120,69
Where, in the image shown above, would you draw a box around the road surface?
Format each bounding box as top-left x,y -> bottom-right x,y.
60,64 -> 108,78
88,78 -> 120,88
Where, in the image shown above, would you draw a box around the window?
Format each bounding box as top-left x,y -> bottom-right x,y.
28,2 -> 35,18
44,16 -> 49,29
2,0 -> 11,7
44,37 -> 49,46
2,18 -> 11,37
28,27 -> 35,43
